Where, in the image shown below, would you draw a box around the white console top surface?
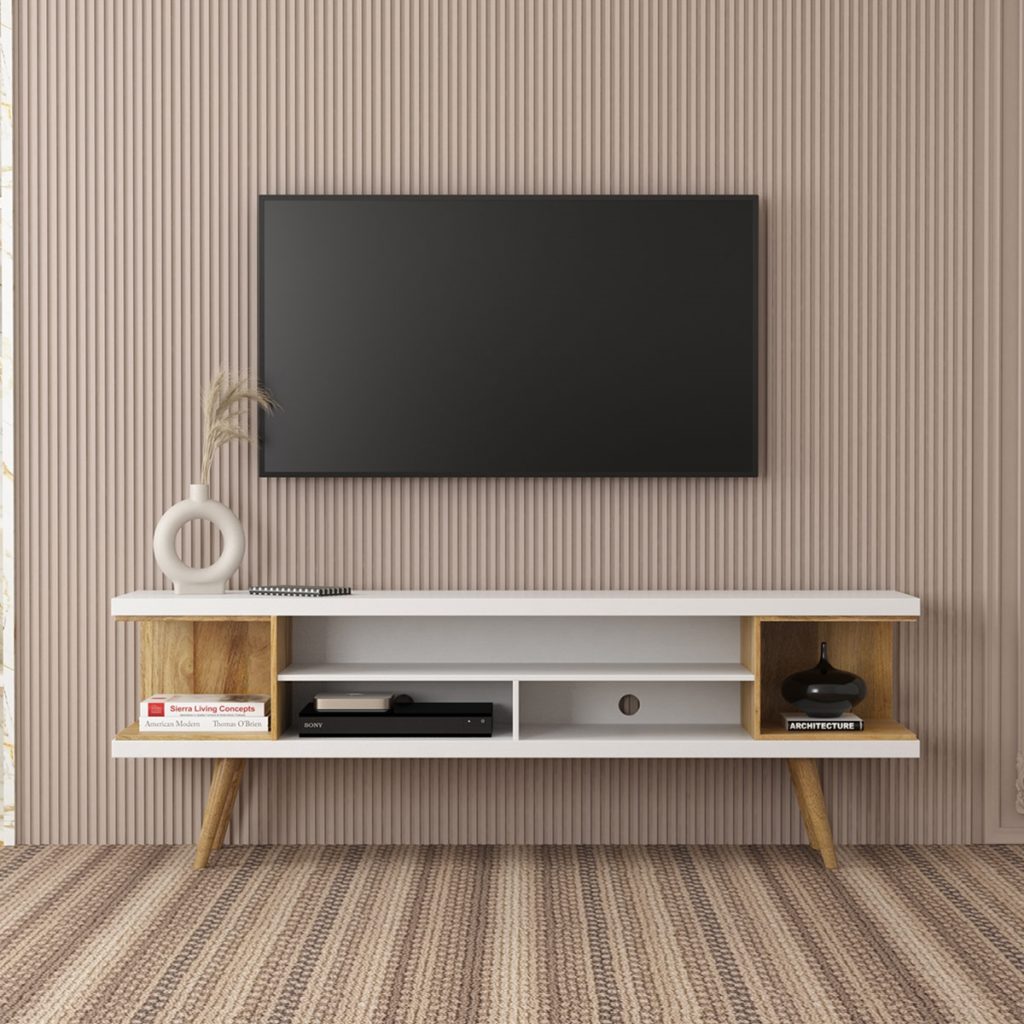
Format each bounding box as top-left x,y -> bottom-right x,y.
111,726 -> 921,760
112,589 -> 921,619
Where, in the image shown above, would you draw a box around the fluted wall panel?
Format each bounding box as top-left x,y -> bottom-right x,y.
983,0 -> 1024,839
13,0 -> 1017,844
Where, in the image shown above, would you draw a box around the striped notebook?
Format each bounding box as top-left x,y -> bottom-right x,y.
248,585 -> 352,597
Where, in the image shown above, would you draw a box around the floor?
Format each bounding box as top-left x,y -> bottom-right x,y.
1,845 -> 1022,1024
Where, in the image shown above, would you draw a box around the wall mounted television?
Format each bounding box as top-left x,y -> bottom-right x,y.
259,195 -> 758,477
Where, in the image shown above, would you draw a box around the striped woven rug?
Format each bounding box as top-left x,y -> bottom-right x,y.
1,845 -> 1022,1024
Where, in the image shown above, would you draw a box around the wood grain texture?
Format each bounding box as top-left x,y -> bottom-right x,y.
138,619 -> 272,703
739,616 -> 760,738
193,759 -> 240,869
192,621 -> 271,696
788,758 -> 838,869
759,620 -> 896,730
211,760 -> 245,853
788,760 -> 820,852
12,0 -> 1021,844
139,621 -> 194,698
269,617 -> 290,740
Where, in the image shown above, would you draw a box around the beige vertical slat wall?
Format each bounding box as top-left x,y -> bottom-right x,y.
12,0 -> 1018,844
983,0 -> 1024,839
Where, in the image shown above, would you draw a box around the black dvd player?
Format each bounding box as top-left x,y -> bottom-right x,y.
297,701 -> 493,737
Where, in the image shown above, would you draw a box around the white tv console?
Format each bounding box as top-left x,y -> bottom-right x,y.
111,589 -> 921,869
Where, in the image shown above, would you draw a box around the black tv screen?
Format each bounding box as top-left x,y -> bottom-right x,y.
259,195 -> 758,476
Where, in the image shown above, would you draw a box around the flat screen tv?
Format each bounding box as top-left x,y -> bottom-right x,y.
259,195 -> 758,476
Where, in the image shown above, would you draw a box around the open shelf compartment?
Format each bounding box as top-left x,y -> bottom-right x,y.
518,676 -> 743,742
118,617 -> 290,740
746,617 -> 917,741
286,676 -> 516,738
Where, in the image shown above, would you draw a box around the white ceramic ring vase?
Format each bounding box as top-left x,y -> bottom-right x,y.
153,483 -> 245,594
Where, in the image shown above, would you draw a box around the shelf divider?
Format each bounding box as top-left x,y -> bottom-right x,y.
277,661 -> 756,683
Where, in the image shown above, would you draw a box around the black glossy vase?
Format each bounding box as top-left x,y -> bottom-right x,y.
781,642 -> 866,718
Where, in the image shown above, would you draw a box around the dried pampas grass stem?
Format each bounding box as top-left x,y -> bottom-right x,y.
200,370 -> 276,485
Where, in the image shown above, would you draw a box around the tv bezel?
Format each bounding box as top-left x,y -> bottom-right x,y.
257,194 -> 760,478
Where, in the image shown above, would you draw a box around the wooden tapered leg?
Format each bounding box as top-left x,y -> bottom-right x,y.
788,763 -> 820,851
194,759 -> 241,870
787,758 -> 837,869
212,760 -> 246,853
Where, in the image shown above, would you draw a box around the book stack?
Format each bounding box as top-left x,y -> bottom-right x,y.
780,711 -> 864,733
248,585 -> 351,597
139,694 -> 271,733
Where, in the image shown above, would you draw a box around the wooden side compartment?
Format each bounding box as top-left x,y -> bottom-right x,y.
269,616 -> 291,738
118,616 -> 292,740
739,617 -> 760,737
751,618 -> 916,741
